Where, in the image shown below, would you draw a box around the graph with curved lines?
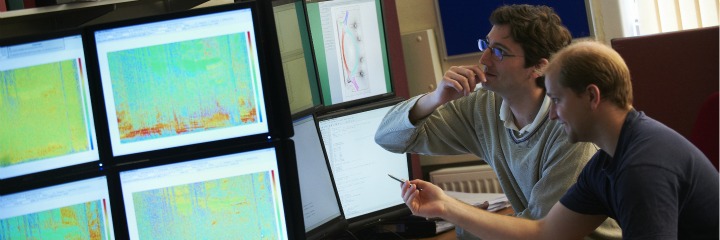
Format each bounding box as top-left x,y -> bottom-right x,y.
335,9 -> 370,98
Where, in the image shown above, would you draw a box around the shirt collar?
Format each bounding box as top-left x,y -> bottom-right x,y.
499,95 -> 551,135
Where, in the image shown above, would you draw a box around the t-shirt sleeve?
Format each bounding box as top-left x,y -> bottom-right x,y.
613,164 -> 680,239
559,157 -> 607,215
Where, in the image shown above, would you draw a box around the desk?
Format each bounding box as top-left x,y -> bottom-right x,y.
418,207 -> 514,240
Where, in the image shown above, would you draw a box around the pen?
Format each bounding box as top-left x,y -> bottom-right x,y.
388,174 -> 422,191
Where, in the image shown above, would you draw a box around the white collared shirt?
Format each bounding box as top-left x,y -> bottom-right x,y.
499,96 -> 551,136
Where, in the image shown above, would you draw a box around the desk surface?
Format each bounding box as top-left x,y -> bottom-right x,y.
418,207 -> 514,240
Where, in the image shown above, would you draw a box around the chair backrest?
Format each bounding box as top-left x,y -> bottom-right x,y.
611,27 -> 719,139
689,92 -> 719,171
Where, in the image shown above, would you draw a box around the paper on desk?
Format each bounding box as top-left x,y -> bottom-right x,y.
435,220 -> 455,234
445,191 -> 511,212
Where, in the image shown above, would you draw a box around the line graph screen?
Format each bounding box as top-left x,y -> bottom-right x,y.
307,0 -> 391,105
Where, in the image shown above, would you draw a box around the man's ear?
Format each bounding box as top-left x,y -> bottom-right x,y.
532,58 -> 549,79
586,84 -> 601,109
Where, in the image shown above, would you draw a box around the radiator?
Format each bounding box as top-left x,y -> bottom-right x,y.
429,165 -> 503,193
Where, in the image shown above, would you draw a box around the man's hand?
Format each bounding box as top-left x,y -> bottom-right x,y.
436,65 -> 486,101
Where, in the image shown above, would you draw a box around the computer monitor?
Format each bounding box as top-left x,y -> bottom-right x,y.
316,98 -> 410,230
117,142 -> 302,239
306,0 -> 393,107
291,111 -> 347,239
0,176 -> 116,239
84,2 -> 293,161
271,0 -> 323,114
0,30 -> 100,180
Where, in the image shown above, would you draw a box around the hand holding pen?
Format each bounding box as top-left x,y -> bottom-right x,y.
388,174 -> 422,191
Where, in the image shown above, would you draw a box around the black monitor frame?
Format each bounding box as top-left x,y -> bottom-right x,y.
315,97 -> 411,231
0,169 -> 117,239
290,107 -> 348,240
83,1 -> 293,164
305,0 -> 397,111
110,139 -> 304,239
264,0 -> 325,115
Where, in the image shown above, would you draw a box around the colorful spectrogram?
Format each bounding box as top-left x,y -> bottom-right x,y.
0,59 -> 91,167
131,171 -> 278,239
0,200 -> 108,240
107,33 -> 260,144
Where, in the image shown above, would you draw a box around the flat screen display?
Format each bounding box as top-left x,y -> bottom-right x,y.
272,0 -> 323,114
291,114 -> 345,238
306,0 -> 392,106
119,146 -> 291,239
0,33 -> 99,179
0,176 -> 115,239
317,100 -> 410,228
89,6 -> 270,157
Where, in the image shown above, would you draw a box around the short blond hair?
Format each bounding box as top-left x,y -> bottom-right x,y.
547,41 -> 633,108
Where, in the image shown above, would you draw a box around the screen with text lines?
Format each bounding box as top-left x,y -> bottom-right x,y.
317,105 -> 409,221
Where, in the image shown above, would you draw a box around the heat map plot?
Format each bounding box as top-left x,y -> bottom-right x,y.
0,59 -> 91,167
107,33 -> 259,143
335,9 -> 370,95
0,200 -> 108,240
131,171 -> 278,239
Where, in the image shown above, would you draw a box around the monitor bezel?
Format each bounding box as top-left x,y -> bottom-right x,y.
83,1 -> 293,164
266,0 -> 326,114
315,97 -> 412,231
291,108 -> 349,240
0,28 -> 104,183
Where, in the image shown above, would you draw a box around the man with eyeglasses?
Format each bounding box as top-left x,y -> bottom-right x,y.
375,4 -> 621,239
399,41 -> 719,240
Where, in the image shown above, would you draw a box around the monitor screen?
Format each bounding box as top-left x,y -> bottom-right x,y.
272,0 -> 323,114
291,114 -> 346,239
0,32 -> 100,179
306,0 -> 393,106
119,145 -> 294,239
317,99 -> 410,229
86,3 -> 289,159
0,176 -> 116,239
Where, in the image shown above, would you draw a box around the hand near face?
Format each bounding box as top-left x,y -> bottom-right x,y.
436,65 -> 486,102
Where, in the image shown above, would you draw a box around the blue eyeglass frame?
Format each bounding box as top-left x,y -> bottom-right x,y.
477,39 -> 520,61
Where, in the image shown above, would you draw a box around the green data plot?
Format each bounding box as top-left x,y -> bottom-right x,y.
0,59 -> 90,167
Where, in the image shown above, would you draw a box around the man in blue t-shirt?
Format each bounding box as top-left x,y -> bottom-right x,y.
397,41 -> 719,239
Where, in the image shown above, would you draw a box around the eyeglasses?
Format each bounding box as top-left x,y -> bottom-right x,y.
478,39 -> 521,61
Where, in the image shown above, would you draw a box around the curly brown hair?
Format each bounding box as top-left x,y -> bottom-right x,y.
490,4 -> 572,88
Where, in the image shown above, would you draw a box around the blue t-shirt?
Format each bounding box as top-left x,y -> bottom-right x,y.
560,110 -> 719,239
